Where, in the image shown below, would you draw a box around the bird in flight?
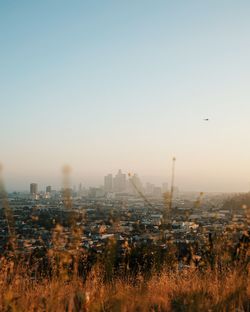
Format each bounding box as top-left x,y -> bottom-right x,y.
203,118 -> 209,121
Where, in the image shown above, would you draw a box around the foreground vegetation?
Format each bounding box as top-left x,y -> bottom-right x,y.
0,261 -> 249,311
0,232 -> 249,312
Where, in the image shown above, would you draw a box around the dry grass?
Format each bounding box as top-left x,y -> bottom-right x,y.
0,260 -> 249,312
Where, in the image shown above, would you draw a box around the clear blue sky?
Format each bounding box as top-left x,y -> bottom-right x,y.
1,1 -> 250,192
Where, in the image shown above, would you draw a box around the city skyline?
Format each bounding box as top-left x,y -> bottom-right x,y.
3,166 -> 244,195
1,1 -> 250,192
19,169 -> 168,194
2,164 -> 250,193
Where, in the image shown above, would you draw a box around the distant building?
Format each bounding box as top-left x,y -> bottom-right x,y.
104,174 -> 113,192
78,183 -> 87,196
78,183 -> 82,193
30,183 -> 38,195
88,187 -> 105,198
128,173 -> 144,195
113,169 -> 127,192
46,186 -> 52,193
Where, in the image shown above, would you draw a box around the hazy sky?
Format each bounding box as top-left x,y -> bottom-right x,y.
1,1 -> 250,192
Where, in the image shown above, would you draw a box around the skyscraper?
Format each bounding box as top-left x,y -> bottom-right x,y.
113,169 -> 126,192
128,173 -> 144,195
30,183 -> 38,195
104,174 -> 113,192
46,186 -> 52,193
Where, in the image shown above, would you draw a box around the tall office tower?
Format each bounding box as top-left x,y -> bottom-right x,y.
113,169 -> 127,192
78,183 -> 82,193
46,186 -> 52,193
78,183 -> 82,196
104,174 -> 113,192
128,173 -> 144,194
30,183 -> 38,195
